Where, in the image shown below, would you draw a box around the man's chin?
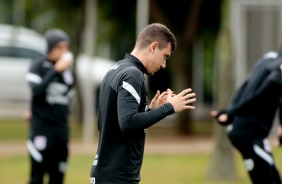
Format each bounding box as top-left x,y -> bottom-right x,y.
146,71 -> 154,76
146,70 -> 156,76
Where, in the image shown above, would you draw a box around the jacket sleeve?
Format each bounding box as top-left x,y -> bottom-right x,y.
117,69 -> 174,132
227,81 -> 248,110
227,68 -> 281,118
26,60 -> 60,97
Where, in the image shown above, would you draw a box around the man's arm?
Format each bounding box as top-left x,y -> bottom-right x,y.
26,52 -> 73,97
213,68 -> 282,126
26,61 -> 60,97
117,72 -> 195,132
118,89 -> 195,132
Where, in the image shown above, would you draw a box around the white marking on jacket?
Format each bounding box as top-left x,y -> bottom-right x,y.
27,140 -> 43,163
122,81 -> 140,104
26,73 -> 42,84
253,144 -> 274,165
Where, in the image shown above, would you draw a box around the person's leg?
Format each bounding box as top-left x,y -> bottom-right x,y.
47,137 -> 68,184
28,155 -> 45,184
228,125 -> 281,184
250,139 -> 282,184
27,139 -> 46,184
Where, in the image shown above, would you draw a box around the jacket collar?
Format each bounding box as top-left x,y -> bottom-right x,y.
124,53 -> 147,74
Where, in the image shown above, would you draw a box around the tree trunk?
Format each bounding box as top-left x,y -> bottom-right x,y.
171,44 -> 193,134
81,0 -> 97,144
174,0 -> 203,135
207,1 -> 237,178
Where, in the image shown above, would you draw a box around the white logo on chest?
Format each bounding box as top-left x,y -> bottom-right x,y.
46,82 -> 69,105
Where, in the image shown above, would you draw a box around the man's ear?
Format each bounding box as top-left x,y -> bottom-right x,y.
150,41 -> 158,52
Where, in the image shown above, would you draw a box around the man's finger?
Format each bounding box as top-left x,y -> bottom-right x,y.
152,90 -> 160,100
184,105 -> 195,110
159,91 -> 167,99
184,93 -> 196,99
185,98 -> 196,104
167,88 -> 173,96
179,88 -> 192,96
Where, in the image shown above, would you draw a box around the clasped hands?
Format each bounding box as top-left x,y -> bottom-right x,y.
149,88 -> 196,112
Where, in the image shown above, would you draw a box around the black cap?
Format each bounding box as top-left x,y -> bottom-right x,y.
44,29 -> 70,53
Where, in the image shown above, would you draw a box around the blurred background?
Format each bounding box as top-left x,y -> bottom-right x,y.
1,0 -> 282,183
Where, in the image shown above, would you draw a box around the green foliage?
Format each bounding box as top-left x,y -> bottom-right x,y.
97,0 -> 136,60
202,33 -> 217,102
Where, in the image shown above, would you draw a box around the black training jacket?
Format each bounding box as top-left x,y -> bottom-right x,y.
90,53 -> 174,184
26,56 -> 74,137
226,51 -> 282,134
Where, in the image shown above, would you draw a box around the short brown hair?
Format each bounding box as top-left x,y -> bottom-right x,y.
135,23 -> 176,51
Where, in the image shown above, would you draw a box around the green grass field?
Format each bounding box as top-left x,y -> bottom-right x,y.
1,118 -> 282,184
0,151 -> 253,184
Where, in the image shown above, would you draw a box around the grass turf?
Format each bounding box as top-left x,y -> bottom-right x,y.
0,151 -> 254,184
0,118 -> 282,183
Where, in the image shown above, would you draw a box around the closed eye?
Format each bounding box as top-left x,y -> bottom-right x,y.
164,54 -> 170,60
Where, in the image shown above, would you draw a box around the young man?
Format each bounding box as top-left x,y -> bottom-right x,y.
25,29 -> 74,184
211,49 -> 282,183
90,23 -> 196,184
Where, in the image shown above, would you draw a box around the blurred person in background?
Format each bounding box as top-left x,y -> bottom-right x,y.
90,23 -> 196,184
211,48 -> 282,183
25,28 -> 74,184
